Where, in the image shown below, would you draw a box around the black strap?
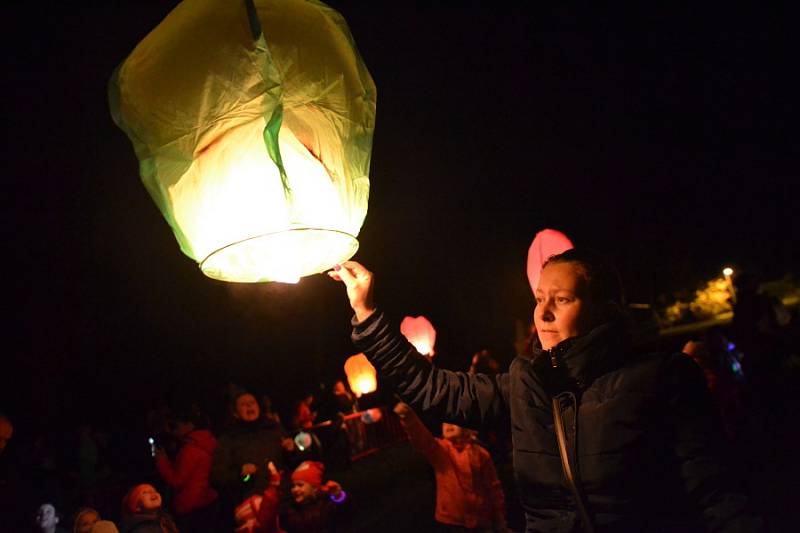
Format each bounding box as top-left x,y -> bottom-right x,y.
552,396 -> 595,533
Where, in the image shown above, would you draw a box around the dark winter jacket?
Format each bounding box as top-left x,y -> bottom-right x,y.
353,311 -> 760,533
255,485 -> 353,533
119,511 -> 178,533
155,428 -> 218,515
211,419 -> 290,504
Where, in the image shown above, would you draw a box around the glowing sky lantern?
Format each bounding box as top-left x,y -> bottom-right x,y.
400,315 -> 437,357
344,354 -> 377,398
527,229 -> 574,294
109,0 -> 376,283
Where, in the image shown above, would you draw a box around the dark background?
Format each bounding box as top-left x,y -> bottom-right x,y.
3,2 -> 798,429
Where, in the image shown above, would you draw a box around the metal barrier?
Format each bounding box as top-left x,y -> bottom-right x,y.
340,406 -> 406,460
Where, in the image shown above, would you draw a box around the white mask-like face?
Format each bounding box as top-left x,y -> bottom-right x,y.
36,504 -> 58,529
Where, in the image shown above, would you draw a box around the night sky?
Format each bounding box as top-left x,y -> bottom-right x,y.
4,2 -> 798,429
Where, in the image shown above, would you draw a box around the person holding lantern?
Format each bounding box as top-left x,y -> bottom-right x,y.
329,250 -> 760,533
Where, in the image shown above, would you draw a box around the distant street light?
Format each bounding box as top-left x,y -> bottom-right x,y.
723,266 -> 736,304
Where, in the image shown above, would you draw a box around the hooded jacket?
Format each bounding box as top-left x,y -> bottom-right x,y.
353,311 -> 759,533
155,428 -> 218,515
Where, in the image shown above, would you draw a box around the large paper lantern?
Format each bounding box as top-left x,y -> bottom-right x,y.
526,228 -> 574,294
109,0 -> 376,282
400,315 -> 437,357
343,353 -> 377,398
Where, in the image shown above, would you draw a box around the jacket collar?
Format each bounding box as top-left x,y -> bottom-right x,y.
531,321 -> 629,390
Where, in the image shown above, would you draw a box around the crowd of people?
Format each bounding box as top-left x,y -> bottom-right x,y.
2,249 -> 798,532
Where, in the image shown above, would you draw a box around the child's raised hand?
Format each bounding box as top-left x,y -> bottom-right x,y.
266,461 -> 281,486
321,480 -> 342,498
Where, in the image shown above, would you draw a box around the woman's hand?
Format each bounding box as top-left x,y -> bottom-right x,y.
328,261 -> 376,322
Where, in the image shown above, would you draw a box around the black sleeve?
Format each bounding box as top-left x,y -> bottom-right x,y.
352,310 -> 510,429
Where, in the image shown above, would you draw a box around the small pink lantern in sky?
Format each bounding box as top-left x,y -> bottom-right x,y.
527,228 -> 574,294
400,315 -> 437,357
344,354 -> 377,398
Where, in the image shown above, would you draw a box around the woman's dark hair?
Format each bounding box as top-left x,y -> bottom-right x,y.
543,248 -> 627,325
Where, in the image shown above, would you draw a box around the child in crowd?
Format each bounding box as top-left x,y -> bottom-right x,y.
73,507 -> 100,533
394,402 -> 508,533
261,460 -> 351,533
155,404 -> 219,532
118,484 -> 178,533
35,502 -> 69,533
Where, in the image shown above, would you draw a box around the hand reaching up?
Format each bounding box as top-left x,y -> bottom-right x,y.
328,261 -> 376,322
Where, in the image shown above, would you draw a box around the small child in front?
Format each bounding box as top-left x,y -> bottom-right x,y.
394,402 -> 508,533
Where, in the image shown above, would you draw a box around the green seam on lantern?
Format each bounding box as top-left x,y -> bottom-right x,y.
263,103 -> 291,199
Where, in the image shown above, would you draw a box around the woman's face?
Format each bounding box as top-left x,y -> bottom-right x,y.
235,394 -> 260,422
534,261 -> 588,350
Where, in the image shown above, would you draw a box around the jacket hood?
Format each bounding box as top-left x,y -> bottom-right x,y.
186,428 -> 217,455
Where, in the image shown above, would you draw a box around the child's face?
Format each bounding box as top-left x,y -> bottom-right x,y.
235,394 -> 261,422
290,480 -> 317,504
75,510 -> 99,533
36,503 -> 58,529
442,423 -> 468,441
136,485 -> 162,512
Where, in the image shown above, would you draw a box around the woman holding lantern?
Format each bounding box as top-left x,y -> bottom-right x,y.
329,250 -> 760,533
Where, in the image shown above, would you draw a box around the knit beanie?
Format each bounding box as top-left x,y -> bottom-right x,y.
90,520 -> 120,533
291,461 -> 324,487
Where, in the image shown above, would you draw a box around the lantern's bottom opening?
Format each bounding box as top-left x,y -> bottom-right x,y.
199,228 -> 359,283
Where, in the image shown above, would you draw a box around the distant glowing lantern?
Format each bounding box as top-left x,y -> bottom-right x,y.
344,354 -> 377,398
109,0 -> 376,282
400,315 -> 437,357
527,228 -> 574,294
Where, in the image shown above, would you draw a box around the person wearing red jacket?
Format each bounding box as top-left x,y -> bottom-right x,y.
394,402 -> 508,532
155,406 -> 219,532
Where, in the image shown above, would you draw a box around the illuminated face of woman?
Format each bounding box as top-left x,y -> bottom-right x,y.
534,261 -> 588,350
